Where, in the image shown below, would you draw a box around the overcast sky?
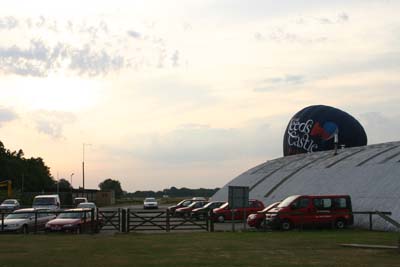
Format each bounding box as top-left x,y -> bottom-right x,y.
1,0 -> 400,191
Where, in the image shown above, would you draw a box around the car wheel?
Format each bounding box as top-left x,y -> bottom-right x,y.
21,225 -> 29,234
217,215 -> 225,223
280,219 -> 292,231
255,222 -> 262,229
335,219 -> 346,229
76,226 -> 82,234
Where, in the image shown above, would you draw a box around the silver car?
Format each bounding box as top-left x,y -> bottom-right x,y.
0,199 -> 20,212
0,208 -> 56,233
143,198 -> 158,209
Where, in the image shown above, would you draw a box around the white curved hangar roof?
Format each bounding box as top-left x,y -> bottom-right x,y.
212,141 -> 400,231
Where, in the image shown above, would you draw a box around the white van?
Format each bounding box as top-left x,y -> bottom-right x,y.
32,195 -> 61,210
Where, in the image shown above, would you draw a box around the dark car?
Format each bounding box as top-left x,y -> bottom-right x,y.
175,201 -> 209,218
191,201 -> 226,220
166,198 -> 199,214
212,199 -> 265,223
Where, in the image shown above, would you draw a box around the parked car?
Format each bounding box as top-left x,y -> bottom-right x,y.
45,208 -> 93,233
32,195 -> 60,210
0,199 -> 20,212
77,202 -> 96,209
143,198 -> 158,209
0,208 -> 56,233
265,195 -> 353,230
73,197 -> 88,206
191,201 -> 226,219
77,202 -> 97,216
167,199 -> 197,214
247,202 -> 280,228
212,200 -> 265,222
175,201 -> 209,217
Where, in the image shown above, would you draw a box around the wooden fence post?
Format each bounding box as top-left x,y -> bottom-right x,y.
121,209 -> 127,233
127,209 -> 130,233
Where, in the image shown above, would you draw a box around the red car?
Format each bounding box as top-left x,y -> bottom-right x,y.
212,199 -> 265,222
247,202 -> 280,228
45,208 -> 94,234
265,195 -> 353,230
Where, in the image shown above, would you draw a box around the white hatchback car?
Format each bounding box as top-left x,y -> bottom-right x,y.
143,198 -> 158,209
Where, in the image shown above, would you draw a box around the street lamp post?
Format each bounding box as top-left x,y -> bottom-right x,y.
70,173 -> 74,187
82,143 -> 92,191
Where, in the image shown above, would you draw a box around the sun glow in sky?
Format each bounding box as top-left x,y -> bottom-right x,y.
1,1 -> 400,191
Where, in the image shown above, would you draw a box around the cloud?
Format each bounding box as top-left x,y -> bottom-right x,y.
127,30 -> 141,39
337,12 -> 349,22
0,39 -> 125,77
254,74 -> 305,92
69,45 -> 125,76
255,12 -> 350,44
0,16 -> 183,76
358,112 -> 400,144
171,50 -> 179,67
267,28 -> 328,44
33,110 -> 76,139
0,16 -> 18,30
125,120 -> 283,164
0,107 -> 18,126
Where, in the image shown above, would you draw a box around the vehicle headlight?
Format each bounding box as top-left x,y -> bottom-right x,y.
248,214 -> 257,220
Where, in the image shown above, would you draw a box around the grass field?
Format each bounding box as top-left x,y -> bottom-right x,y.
0,230 -> 399,267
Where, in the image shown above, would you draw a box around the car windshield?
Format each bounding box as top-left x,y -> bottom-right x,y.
58,212 -> 83,219
2,200 -> 15,205
177,200 -> 192,207
277,196 -> 299,208
145,198 -> 156,202
188,201 -> 200,208
6,212 -> 33,219
33,197 -> 56,205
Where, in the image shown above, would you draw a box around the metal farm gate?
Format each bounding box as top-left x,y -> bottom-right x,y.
98,208 -> 121,231
126,210 -> 211,232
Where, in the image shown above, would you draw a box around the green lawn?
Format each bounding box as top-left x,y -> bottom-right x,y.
0,230 -> 399,267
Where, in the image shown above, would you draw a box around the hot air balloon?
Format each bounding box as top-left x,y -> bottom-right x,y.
283,105 -> 367,156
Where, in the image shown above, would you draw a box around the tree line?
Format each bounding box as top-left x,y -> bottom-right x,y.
125,186 -> 220,198
0,141 -> 55,192
0,141 -> 121,195
0,140 -> 219,200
